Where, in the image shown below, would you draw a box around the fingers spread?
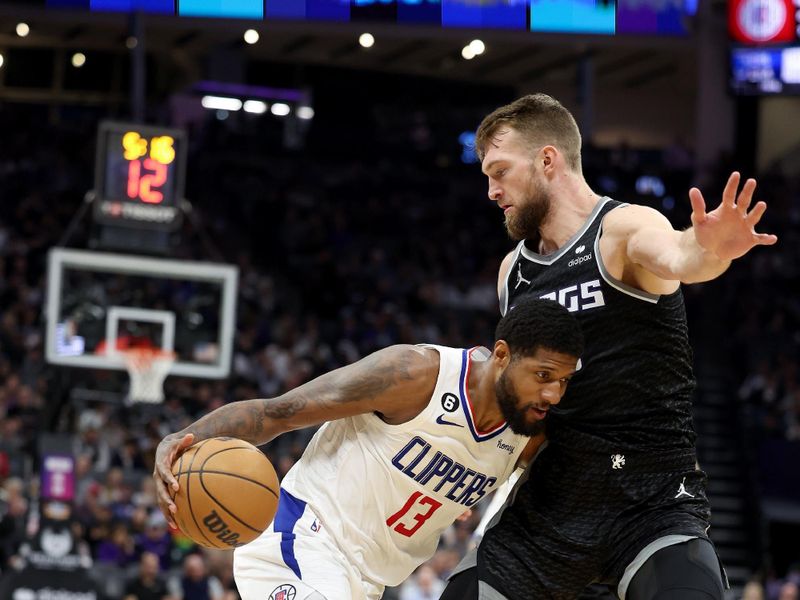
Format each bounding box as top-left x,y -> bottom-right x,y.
689,188 -> 707,223
722,172 -> 740,207
746,201 -> 768,225
755,233 -> 778,245
737,178 -> 756,213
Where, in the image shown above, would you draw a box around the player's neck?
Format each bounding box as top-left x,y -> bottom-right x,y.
467,358 -> 505,431
537,179 -> 599,255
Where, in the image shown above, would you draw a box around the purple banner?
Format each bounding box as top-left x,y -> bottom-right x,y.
41,454 -> 75,502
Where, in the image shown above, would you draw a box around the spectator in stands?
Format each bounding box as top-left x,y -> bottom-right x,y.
168,553 -> 224,600
203,549 -> 235,594
0,478 -> 28,572
83,500 -> 114,556
136,511 -> 174,571
428,547 -> 461,583
779,582 -> 799,600
74,414 -> 112,474
96,520 -> 136,567
124,551 -> 174,600
399,564 -> 445,600
742,580 -> 765,600
113,437 -> 148,471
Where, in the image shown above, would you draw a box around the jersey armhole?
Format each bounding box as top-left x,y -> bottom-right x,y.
594,214 -> 662,305
499,242 -> 525,316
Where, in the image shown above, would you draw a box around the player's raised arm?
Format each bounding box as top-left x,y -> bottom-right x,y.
607,172 -> 777,290
154,344 -> 438,525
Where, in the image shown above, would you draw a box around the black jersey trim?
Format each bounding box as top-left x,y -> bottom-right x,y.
518,197 -> 611,265
594,215 -> 661,304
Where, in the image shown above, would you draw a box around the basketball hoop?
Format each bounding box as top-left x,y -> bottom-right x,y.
122,348 -> 175,404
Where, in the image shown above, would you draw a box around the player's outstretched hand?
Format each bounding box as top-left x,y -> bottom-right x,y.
153,432 -> 195,529
689,171 -> 778,261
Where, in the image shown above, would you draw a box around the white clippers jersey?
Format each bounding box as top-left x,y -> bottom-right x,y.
280,345 -> 528,587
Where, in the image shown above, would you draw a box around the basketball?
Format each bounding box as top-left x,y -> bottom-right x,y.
170,437 -> 279,549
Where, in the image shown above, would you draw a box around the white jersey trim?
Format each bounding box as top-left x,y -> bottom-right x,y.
518,197 -> 611,265
593,211 -> 661,305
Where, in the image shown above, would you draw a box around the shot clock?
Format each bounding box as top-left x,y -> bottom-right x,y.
93,122 -> 187,231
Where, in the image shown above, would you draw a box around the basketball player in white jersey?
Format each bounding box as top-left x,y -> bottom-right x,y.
153,298 -> 583,600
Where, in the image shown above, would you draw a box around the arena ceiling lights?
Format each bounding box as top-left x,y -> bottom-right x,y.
194,81 -> 313,120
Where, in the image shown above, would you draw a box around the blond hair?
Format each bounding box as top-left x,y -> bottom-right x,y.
475,93 -> 582,172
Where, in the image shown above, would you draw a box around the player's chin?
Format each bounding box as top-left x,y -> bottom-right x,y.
504,216 -> 523,241
508,416 -> 545,437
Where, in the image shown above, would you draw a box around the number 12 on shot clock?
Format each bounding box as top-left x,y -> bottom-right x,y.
123,132 -> 175,204
93,121 -> 187,231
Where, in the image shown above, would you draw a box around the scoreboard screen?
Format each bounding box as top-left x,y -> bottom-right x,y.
38,0 -> 694,36
93,122 -> 187,231
731,45 -> 800,94
728,0 -> 800,95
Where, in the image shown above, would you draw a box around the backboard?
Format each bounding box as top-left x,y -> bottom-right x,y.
45,248 -> 238,379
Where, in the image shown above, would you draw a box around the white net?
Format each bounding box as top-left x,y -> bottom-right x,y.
122,349 -> 175,404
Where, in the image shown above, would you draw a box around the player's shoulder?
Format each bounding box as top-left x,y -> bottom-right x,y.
602,202 -> 672,237
498,247 -> 519,280
500,248 -> 516,265
378,344 -> 441,383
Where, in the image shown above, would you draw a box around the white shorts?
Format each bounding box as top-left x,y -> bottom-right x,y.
233,489 -> 384,600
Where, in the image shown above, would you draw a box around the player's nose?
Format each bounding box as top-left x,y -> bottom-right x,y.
488,182 -> 502,203
540,381 -> 562,405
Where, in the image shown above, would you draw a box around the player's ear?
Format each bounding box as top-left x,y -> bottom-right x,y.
493,340 -> 511,370
541,145 -> 557,174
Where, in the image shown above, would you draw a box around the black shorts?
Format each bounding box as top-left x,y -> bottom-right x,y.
474,447 -> 712,599
441,538 -> 726,600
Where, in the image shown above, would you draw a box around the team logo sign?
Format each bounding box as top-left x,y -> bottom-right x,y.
441,393 -> 459,412
41,527 -> 73,558
269,584 -> 297,600
729,0 -> 795,43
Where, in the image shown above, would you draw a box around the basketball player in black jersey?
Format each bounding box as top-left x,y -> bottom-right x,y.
439,94 -> 777,600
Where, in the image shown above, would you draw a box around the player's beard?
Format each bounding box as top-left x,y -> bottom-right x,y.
505,173 -> 552,241
495,369 -> 546,437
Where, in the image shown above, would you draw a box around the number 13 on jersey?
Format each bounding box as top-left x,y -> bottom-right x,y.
386,491 -> 442,537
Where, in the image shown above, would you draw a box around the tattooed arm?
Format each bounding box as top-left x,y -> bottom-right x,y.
154,344 -> 439,525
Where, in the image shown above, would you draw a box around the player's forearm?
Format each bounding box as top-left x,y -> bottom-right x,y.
670,228 -> 731,284
169,398 -> 282,447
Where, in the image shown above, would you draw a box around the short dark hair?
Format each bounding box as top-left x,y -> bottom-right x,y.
495,298 -> 584,360
475,93 -> 582,172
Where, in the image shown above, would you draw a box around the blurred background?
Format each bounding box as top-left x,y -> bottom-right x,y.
0,0 -> 798,599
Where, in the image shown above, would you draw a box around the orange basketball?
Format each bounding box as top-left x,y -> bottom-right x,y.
170,437 -> 279,549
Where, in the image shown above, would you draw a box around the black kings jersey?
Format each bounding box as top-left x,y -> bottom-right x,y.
476,199 -> 708,597
501,198 -> 696,455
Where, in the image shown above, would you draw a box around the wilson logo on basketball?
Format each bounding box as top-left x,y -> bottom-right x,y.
171,438 -> 279,549
203,510 -> 243,547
